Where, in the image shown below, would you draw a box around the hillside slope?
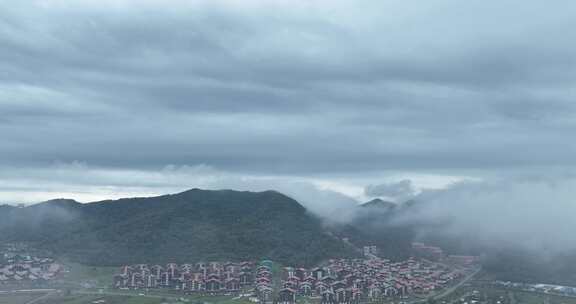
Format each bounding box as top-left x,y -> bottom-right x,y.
0,189 -> 357,266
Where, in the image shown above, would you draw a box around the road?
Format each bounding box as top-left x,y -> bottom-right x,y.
25,291 -> 58,304
408,267 -> 482,304
434,268 -> 482,299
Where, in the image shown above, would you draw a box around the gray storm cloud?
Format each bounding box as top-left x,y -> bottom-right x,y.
1,0 -> 576,241
1,0 -> 576,176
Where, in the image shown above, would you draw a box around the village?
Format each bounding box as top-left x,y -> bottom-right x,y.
0,244 -> 63,285
112,244 -> 480,304
276,257 -> 465,304
113,261 -> 256,293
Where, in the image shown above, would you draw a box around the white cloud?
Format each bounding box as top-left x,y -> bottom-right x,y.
400,176 -> 576,254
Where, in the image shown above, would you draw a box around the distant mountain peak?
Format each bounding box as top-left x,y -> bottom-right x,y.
361,198 -> 397,209
44,198 -> 80,203
34,198 -> 82,209
176,188 -> 285,196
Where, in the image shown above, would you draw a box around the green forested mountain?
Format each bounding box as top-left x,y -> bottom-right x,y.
0,189 -> 357,266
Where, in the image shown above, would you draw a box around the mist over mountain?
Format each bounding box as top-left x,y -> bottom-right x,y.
374,177 -> 576,285
394,177 -> 576,255
361,198 -> 398,210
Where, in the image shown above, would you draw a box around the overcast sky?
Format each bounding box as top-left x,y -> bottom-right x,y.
1,0 -> 576,204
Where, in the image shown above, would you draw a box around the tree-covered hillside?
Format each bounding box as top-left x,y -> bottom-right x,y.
0,189 -> 358,266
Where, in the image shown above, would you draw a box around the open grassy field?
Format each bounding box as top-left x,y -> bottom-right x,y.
441,285 -> 576,304
0,293 -> 47,304
73,289 -> 256,304
60,262 -> 118,287
513,290 -> 576,304
29,294 -> 166,304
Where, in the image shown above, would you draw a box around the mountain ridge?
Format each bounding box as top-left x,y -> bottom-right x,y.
0,188 -> 358,266
361,198 -> 397,210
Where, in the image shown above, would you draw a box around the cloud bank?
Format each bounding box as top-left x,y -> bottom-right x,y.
1,0 -> 576,179
399,175 -> 576,255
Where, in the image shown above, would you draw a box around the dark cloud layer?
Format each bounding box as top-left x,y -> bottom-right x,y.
1,0 -> 576,202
